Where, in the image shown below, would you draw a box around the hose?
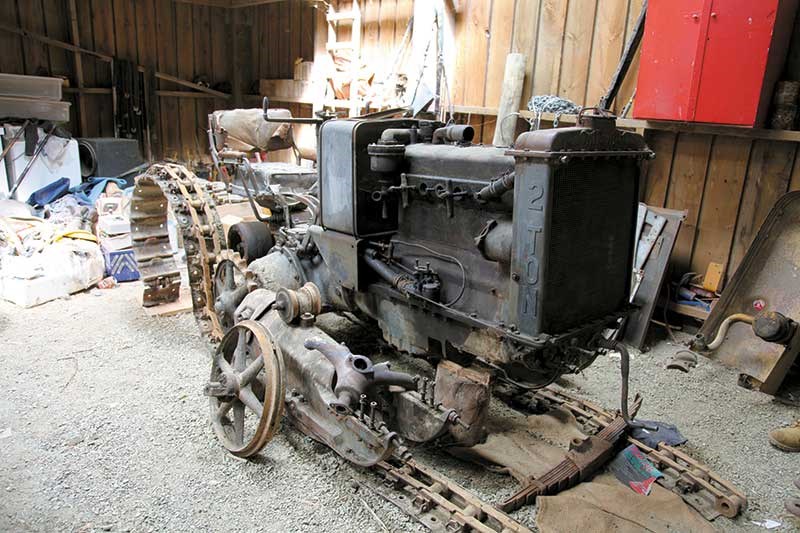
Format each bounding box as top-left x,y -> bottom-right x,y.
432,125 -> 474,144
704,313 -> 755,350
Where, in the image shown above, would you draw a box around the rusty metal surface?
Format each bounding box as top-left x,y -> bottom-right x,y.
235,288 -> 414,467
499,416 -> 628,512
205,320 -> 285,457
507,113 -> 651,158
531,386 -> 747,520
368,457 -> 533,533
131,164 -> 228,346
624,205 -> 686,350
698,191 -> 800,394
432,361 -> 491,447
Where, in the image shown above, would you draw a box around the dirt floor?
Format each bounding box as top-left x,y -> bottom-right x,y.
1,281 -> 798,532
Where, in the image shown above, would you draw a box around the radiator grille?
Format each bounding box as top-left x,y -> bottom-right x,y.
542,159 -> 637,333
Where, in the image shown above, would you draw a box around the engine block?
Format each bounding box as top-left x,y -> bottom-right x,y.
274,113 -> 654,386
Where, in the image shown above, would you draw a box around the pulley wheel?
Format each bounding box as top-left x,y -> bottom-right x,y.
206,320 -> 285,457
228,221 -> 274,263
213,256 -> 246,332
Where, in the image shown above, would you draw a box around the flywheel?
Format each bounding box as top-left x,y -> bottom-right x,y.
205,320 -> 285,457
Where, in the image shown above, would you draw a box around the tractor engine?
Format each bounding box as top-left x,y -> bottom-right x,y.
255,113 -> 651,387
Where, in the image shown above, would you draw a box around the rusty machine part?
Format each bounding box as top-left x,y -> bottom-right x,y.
494,384 -> 747,520
227,220 -> 274,263
131,163 -> 228,345
204,320 -> 285,457
212,254 -> 248,332
694,191 -> 800,394
499,416 -> 629,512
368,457 -> 532,533
275,282 -> 322,325
255,112 -> 654,389
228,287 -> 484,467
194,111 -> 721,529
225,288 -> 534,531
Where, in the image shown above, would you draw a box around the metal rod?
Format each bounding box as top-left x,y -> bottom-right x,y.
598,0 -> 648,111
8,126 -> 55,199
0,120 -> 28,163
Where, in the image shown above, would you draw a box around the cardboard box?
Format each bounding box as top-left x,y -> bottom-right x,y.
99,233 -> 132,252
97,214 -> 130,236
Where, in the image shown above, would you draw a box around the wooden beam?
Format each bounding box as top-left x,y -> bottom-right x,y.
156,90 -> 219,98
0,21 -> 112,61
173,0 -> 232,7
153,72 -> 230,99
172,0 -> 293,7
449,104 -> 800,143
66,0 -> 87,135
63,87 -> 113,94
231,7 -> 243,106
0,23 -> 231,100
230,0 -> 290,6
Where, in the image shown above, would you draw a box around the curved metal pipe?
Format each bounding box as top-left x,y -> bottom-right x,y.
706,313 -> 755,350
379,128 -> 417,144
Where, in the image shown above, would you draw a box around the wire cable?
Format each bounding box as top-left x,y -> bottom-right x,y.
392,240 -> 466,307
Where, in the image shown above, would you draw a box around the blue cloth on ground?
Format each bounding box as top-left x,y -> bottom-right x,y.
26,177 -> 71,207
69,178 -> 127,206
631,419 -> 687,448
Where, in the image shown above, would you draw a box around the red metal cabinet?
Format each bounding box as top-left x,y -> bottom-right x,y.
634,0 -> 798,126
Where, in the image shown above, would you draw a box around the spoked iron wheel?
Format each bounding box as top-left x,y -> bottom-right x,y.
205,320 -> 285,457
212,255 -> 247,332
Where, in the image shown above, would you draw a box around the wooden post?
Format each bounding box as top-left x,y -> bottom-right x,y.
349,2 -> 362,117
66,0 -> 87,136
231,8 -> 243,107
492,53 -> 526,147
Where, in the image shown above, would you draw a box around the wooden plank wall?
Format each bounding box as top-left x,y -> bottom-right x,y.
643,131 -> 800,284
0,0 -> 315,164
3,0 -> 798,286
450,0 -> 645,143
444,0 -> 796,286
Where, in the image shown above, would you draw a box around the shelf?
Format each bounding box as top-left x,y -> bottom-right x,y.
450,104 -> 800,143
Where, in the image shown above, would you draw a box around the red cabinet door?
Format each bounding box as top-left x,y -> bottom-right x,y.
634,0 -> 710,121
694,0 -> 781,125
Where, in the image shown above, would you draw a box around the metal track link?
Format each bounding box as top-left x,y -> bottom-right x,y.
131,163 -> 228,347
369,456 -> 532,533
531,386 -> 747,520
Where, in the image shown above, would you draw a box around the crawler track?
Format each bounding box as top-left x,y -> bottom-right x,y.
131,163 -> 228,347
365,456 -> 533,533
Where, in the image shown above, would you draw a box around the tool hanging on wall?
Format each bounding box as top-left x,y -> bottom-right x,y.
113,59 -> 154,159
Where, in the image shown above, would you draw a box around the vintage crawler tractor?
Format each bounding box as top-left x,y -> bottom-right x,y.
133,104 -> 702,529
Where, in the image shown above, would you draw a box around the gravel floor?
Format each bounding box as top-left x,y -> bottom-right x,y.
0,282 -> 798,532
